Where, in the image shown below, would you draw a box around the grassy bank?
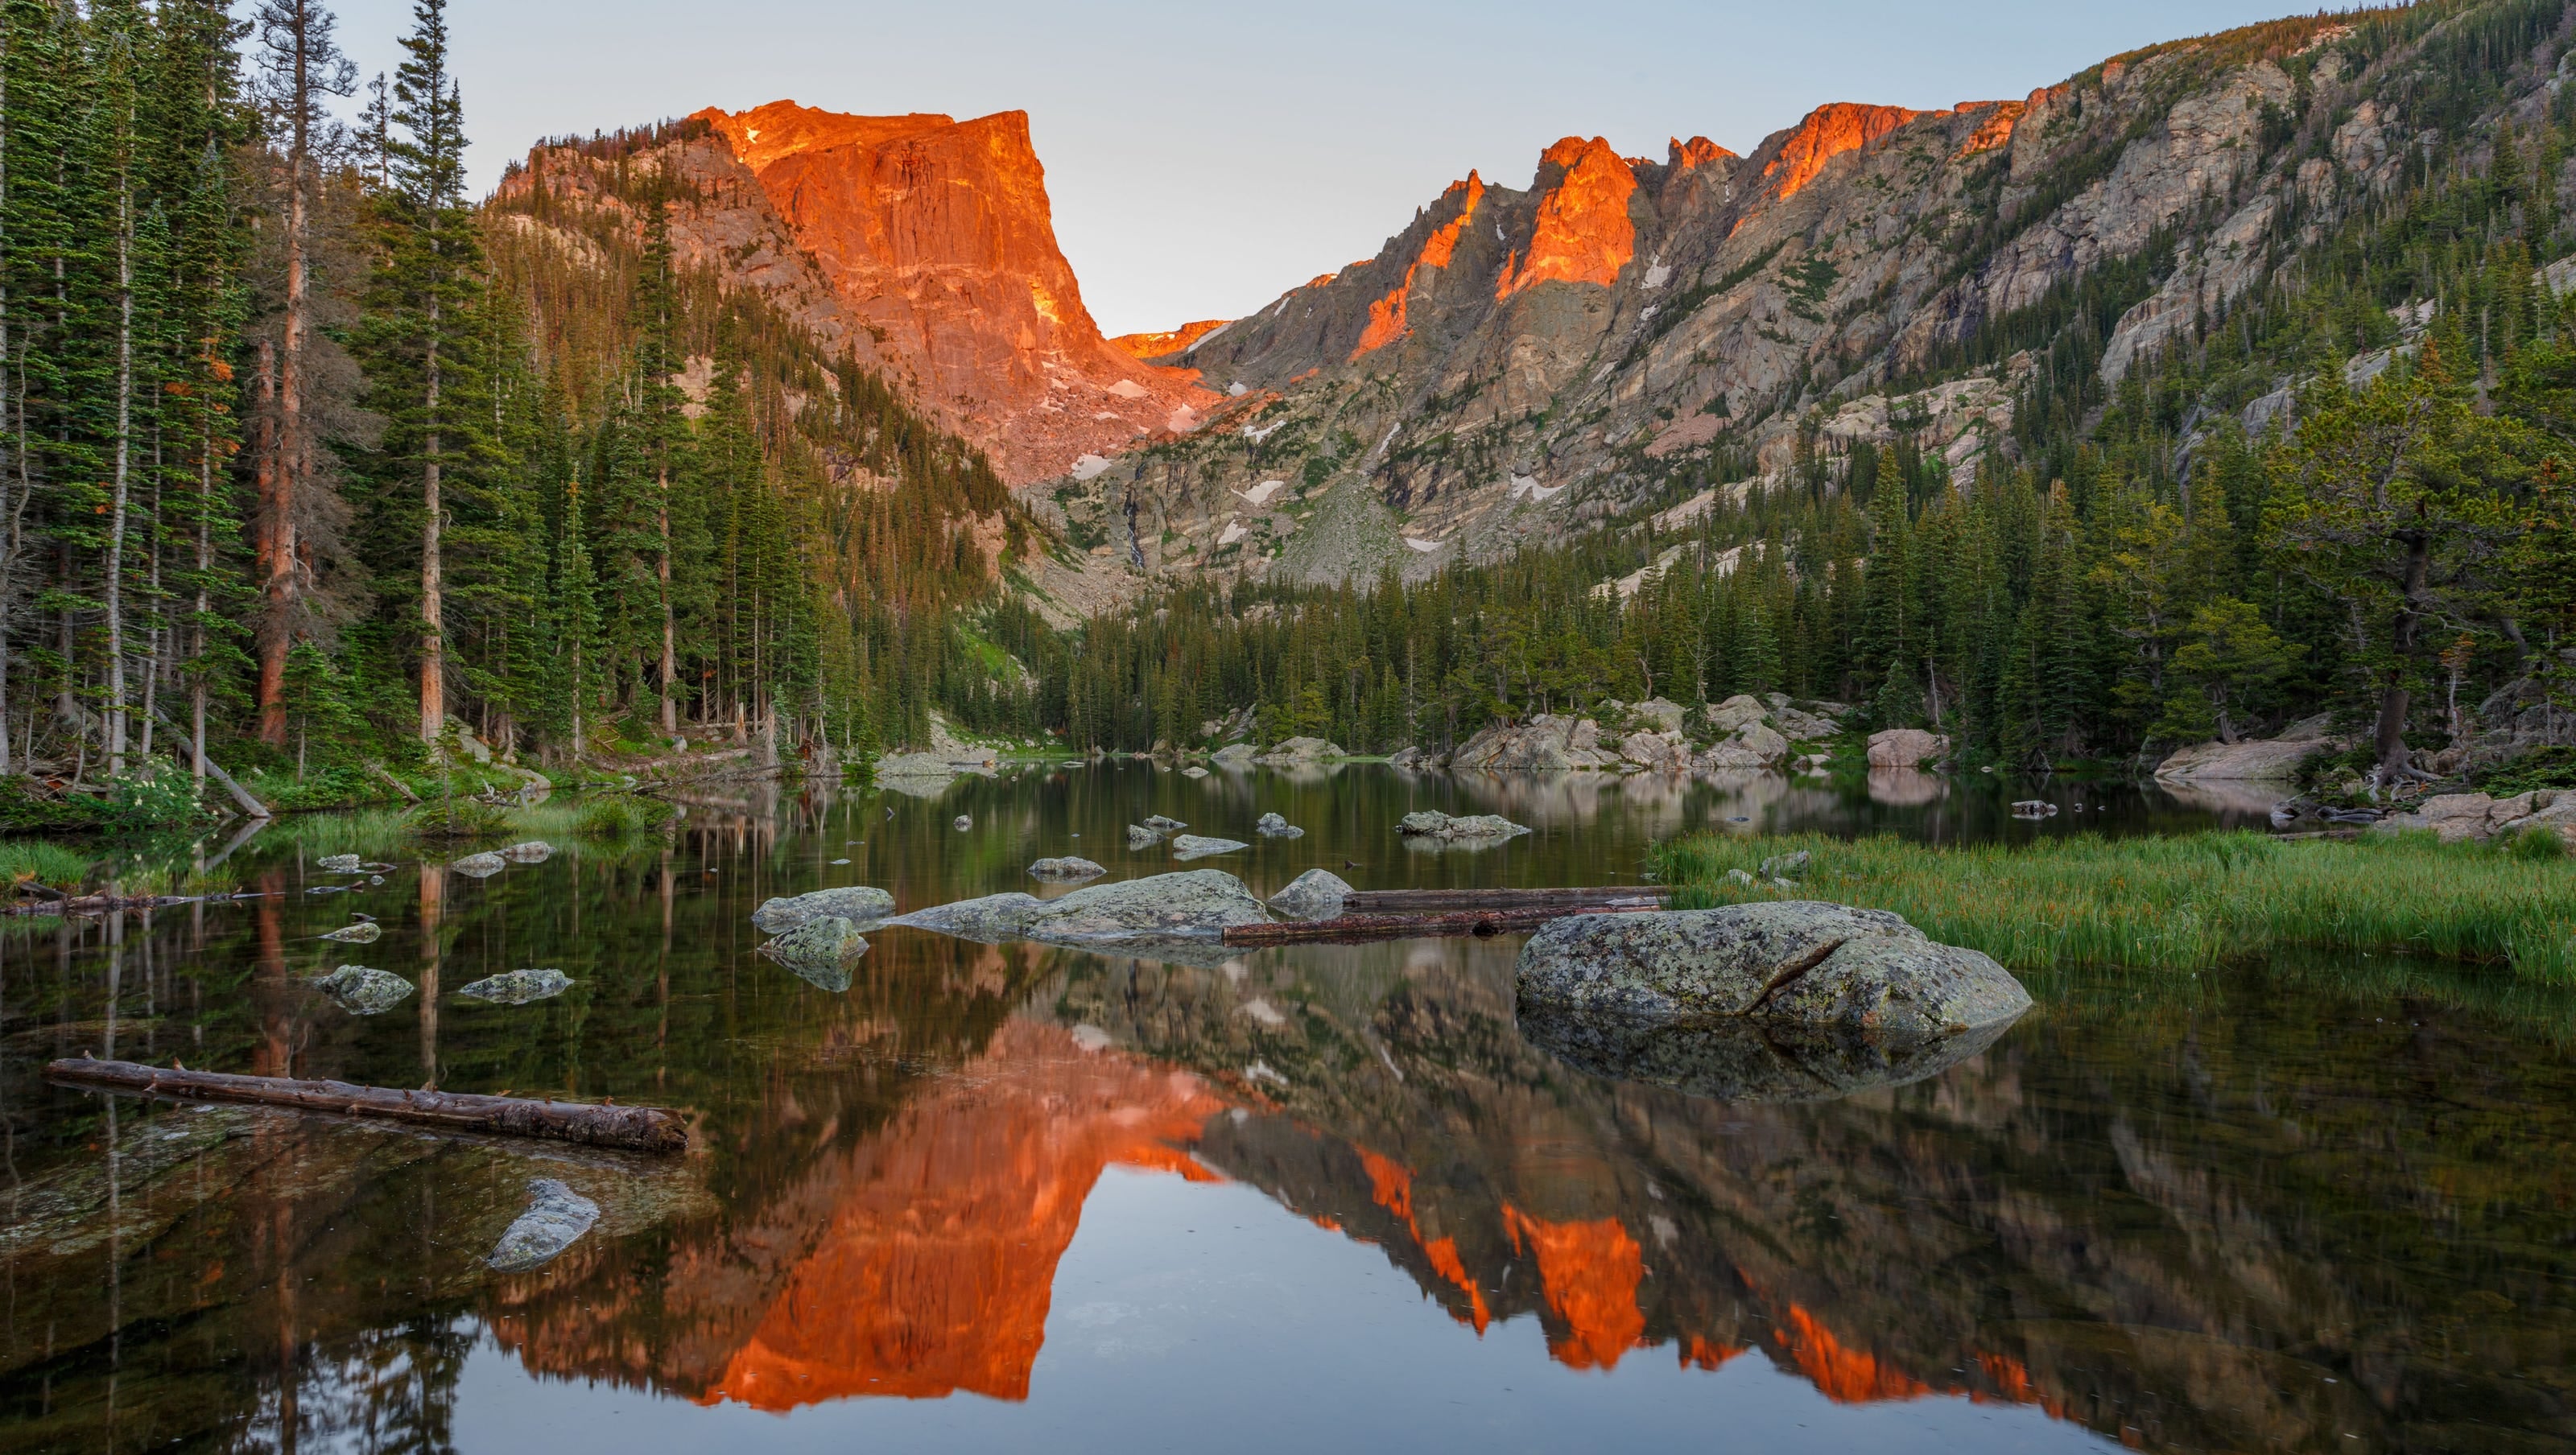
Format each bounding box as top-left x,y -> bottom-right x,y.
1651,831 -> 2576,984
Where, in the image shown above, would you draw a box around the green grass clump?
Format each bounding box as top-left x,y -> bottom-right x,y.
572,793 -> 667,838
1651,830 -> 2576,983
0,842 -> 96,892
402,798 -> 516,843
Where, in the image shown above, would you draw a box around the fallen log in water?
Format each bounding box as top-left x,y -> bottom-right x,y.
46,1057 -> 689,1154
10,892 -> 201,917
1224,901 -> 1661,946
1339,886 -> 1669,915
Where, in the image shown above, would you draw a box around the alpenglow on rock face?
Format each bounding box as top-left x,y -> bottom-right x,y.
751,885 -> 895,935
1517,902 -> 2029,1040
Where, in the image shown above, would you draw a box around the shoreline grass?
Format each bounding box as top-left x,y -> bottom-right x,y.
1650,830 -> 2576,984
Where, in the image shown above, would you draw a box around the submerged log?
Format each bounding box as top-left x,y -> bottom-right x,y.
1224,901 -> 1661,946
46,1057 -> 688,1154
1339,886 -> 1669,915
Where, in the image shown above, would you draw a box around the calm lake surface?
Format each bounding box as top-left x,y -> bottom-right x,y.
1,761 -> 2570,1453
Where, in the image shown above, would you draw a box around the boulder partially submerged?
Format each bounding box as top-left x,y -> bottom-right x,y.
309,966 -> 415,1016
449,851 -> 508,879
885,870 -> 1269,950
760,917 -> 869,991
320,921 -> 382,944
1127,824 -> 1165,850
1398,810 -> 1531,841
1266,868 -> 1353,921
486,1178 -> 600,1273
457,969 -> 575,1005
316,854 -> 363,874
1030,856 -> 1108,881
502,841 -> 555,864
1518,1000 -> 2018,1103
1171,835 -> 1250,860
1255,812 -> 1304,838
750,884 -> 895,934
1517,902 -> 2029,1040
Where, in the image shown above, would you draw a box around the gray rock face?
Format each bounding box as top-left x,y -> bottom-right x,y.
1629,697 -> 1688,734
486,1179 -> 600,1273
1212,743 -> 1258,767
1620,731 -> 1693,773
309,966 -> 415,1016
1450,715 -> 1622,771
751,884 -> 896,934
1030,856 -> 1108,881
1703,695 -> 1769,736
1267,868 -> 1354,921
316,854 -> 362,874
1170,835 -> 1251,860
320,921 -> 382,944
874,752 -> 960,781
1398,810 -> 1531,840
1254,813 -> 1304,838
2373,789 -> 2576,847
457,968 -> 575,1004
1258,736 -> 1344,762
761,917 -> 869,991
2153,723 -> 2339,784
1518,1000 -> 2020,1103
449,852 -> 507,879
1516,902 -> 2030,1038
1866,729 -> 1951,769
502,840 -> 555,864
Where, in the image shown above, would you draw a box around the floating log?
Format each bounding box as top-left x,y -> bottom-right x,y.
1224,901 -> 1661,946
46,1057 -> 689,1154
1339,886 -> 1669,915
10,893 -> 196,917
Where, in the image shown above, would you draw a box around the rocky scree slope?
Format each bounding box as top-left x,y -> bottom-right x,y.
1025,14 -> 2475,590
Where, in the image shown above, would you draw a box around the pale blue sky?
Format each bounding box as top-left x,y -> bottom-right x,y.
329,0 -> 2318,334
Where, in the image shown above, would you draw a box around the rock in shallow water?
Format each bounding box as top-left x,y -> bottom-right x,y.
750,884 -> 895,934
456,968 -> 575,1005
320,921 -> 382,944
1029,856 -> 1108,881
1398,810 -> 1530,841
316,854 -> 362,873
1141,814 -> 1188,834
886,870 -> 1269,948
449,852 -> 507,879
1517,999 -> 2018,1103
486,1178 -> 600,1272
502,840 -> 555,864
1516,901 -> 2030,1038
1255,812 -> 1304,838
760,917 -> 869,991
1266,868 -> 1353,921
309,965 -> 415,1016
1170,835 -> 1250,860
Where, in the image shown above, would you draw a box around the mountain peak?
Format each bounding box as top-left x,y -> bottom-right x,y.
1762,101 -> 1922,199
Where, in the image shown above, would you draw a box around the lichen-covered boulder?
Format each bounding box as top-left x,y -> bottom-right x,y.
1267,868 -> 1353,921
1398,810 -> 1530,841
1257,736 -> 1344,762
457,968 -> 575,1004
320,921 -> 382,944
1171,835 -> 1250,860
1255,812 -> 1304,838
1517,901 -> 2029,1039
884,892 -> 1045,942
449,851 -> 507,879
502,840 -> 555,864
1030,856 -> 1108,881
761,917 -> 869,991
309,965 -> 415,1016
486,1179 -> 600,1272
750,884 -> 895,934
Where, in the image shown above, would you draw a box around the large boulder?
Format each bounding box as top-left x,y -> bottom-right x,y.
1450,715 -> 1623,771
2375,789 -> 2576,846
1516,902 -> 2030,1039
751,884 -> 895,934
761,916 -> 869,991
1398,810 -> 1531,841
1732,723 -> 1791,763
449,851 -> 507,879
309,966 -> 415,1016
1703,695 -> 1769,736
1212,743 -> 1258,767
1866,729 -> 1951,769
1620,730 -> 1693,773
1695,743 -> 1771,773
2154,716 -> 2340,784
1771,707 -> 1839,742
1267,868 -> 1354,921
1629,698 -> 1688,734
1258,736 -> 1346,762
886,870 -> 1270,946
456,968 -> 575,1004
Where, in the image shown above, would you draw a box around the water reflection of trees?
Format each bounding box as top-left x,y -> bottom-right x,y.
6,796 -> 2575,1450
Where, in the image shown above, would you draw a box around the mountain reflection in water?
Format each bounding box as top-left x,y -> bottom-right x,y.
0,766 -> 2569,1453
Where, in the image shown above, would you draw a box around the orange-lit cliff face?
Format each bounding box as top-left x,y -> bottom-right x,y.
1351,174 -> 1488,360
1498,139 -> 1638,296
1109,319 -> 1234,360
1761,101 -> 1925,199
1500,1205 -> 1648,1370
633,101 -> 1216,483
700,1019 -> 1229,1411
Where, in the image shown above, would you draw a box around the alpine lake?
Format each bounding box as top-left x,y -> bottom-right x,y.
1,760 -> 2570,1453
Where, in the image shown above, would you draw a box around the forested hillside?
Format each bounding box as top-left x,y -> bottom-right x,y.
1031,0 -> 2576,786
0,0 -> 1037,823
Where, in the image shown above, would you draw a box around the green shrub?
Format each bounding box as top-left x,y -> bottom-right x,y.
573,793 -> 666,838
402,798 -> 516,842
97,773 -> 213,831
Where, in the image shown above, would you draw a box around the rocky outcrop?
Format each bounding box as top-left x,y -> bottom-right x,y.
1866,730 -> 1950,769
2372,789 -> 2576,847
752,885 -> 896,934
1620,731 -> 1694,773
1398,811 -> 1532,841
1451,715 -> 1624,771
2155,717 -> 2340,784
1028,857 -> 1108,881
1257,737 -> 1345,763
1266,869 -> 1354,921
1516,903 -> 2031,1038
